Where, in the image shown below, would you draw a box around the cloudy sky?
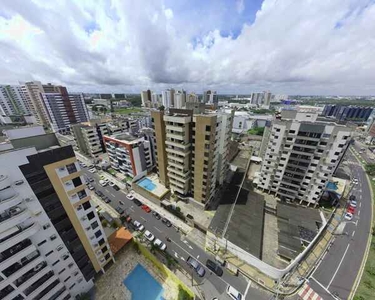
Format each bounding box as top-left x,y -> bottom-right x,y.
1,0 -> 375,95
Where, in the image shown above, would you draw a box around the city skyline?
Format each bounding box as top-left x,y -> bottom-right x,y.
1,0 -> 375,95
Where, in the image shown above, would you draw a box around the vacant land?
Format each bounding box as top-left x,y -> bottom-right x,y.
114,107 -> 143,114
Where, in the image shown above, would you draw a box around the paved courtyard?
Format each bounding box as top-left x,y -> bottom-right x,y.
94,244 -> 184,300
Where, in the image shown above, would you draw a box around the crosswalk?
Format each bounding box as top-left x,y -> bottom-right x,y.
298,283 -> 323,300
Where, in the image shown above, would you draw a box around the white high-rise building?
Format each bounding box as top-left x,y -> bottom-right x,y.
141,90 -> 151,107
257,108 -> 352,206
174,90 -> 186,109
0,130 -> 114,300
0,85 -> 31,116
161,89 -> 175,108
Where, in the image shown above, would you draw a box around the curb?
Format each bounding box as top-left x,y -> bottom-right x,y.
347,149 -> 374,300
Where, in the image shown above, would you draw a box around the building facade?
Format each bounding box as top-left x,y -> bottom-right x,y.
71,120 -> 108,158
257,109 -> 352,206
161,89 -> 175,109
174,90 -> 186,109
141,90 -> 152,107
41,91 -> 89,133
152,109 -> 232,205
103,133 -> 154,180
322,105 -> 373,123
0,85 -> 31,116
0,138 -> 113,300
202,90 -> 218,104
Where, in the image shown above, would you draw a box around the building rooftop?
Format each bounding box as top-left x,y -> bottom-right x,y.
110,133 -> 139,142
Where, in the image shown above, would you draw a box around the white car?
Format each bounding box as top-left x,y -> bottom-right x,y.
350,200 -> 357,208
127,194 -> 135,200
133,221 -> 145,232
144,230 -> 155,242
87,184 -> 95,190
81,163 -> 87,168
109,181 -> 116,187
226,285 -> 243,300
352,178 -> 359,185
88,168 -> 96,173
99,180 -> 107,187
344,212 -> 353,221
153,239 -> 167,251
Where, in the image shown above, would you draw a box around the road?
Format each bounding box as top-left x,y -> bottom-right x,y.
305,148 -> 373,300
82,167 -> 270,300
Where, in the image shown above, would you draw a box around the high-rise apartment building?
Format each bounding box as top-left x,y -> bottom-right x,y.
141,90 -> 152,107
263,91 -> 272,107
322,105 -> 373,123
161,89 -> 175,108
202,90 -> 218,104
41,90 -> 89,133
71,120 -> 108,158
0,85 -> 31,116
257,109 -> 352,206
174,90 -> 186,109
152,108 -> 233,205
187,93 -> 199,103
103,133 -> 154,180
0,131 -> 113,300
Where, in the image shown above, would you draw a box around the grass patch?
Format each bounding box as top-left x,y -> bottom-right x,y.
247,127 -> 265,136
107,168 -> 117,176
114,107 -> 142,114
354,167 -> 375,299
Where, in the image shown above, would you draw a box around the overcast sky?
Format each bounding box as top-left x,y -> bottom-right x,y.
1,0 -> 375,95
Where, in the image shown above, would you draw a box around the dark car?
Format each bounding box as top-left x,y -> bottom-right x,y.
161,218 -> 172,227
206,259 -> 223,276
349,195 -> 356,201
88,177 -> 94,182
152,211 -> 161,220
116,207 -> 124,214
133,199 -> 142,206
187,256 -> 205,277
103,197 -> 111,203
113,184 -> 120,191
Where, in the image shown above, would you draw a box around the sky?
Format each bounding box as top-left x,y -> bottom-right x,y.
0,0 -> 375,95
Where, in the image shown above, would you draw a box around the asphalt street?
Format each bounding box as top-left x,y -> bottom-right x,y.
306,148 -> 373,300
81,167 -> 269,300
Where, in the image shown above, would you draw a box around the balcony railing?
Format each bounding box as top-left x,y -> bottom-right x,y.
2,250 -> 40,277
0,206 -> 26,224
0,238 -> 32,263
24,270 -> 55,296
14,261 -> 48,287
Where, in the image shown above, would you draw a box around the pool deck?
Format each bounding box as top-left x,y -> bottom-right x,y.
94,244 -> 182,300
136,174 -> 169,199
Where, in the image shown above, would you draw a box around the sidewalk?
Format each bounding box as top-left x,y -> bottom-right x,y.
131,190 -> 193,235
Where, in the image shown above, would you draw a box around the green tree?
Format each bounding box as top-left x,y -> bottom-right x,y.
158,105 -> 165,111
76,293 -> 91,300
365,164 -> 375,176
177,285 -> 193,300
247,127 -> 265,136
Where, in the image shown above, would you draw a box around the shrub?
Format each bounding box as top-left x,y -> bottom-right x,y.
177,285 -> 193,300
101,220 -> 108,227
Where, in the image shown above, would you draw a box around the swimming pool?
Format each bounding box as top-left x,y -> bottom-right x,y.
124,264 -> 164,300
138,178 -> 156,191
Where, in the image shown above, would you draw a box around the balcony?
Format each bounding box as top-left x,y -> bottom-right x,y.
24,270 -> 55,296
14,261 -> 48,288
28,277 -> 61,300
0,208 -> 31,234
0,223 -> 39,253
0,184 -> 18,203
39,281 -> 65,300
2,249 -> 40,277
0,241 -> 36,271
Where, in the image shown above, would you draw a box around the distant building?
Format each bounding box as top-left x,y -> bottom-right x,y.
103,133 -> 154,180
187,93 -> 199,103
257,108 -> 352,206
141,90 -> 152,107
0,85 -> 31,116
322,105 -> 373,123
41,89 -> 89,133
174,90 -> 186,109
203,90 -> 218,104
162,89 -> 175,108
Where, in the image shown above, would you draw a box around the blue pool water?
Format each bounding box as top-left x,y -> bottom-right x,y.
124,264 -> 164,300
138,178 -> 156,191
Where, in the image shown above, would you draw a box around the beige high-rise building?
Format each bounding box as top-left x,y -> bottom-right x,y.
152,108 -> 233,205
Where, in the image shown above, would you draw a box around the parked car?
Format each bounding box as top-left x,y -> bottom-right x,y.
116,207 -> 124,215
80,163 -> 87,168
109,181 -> 116,187
152,211 -> 161,220
133,199 -> 142,206
347,206 -> 355,214
99,180 -> 107,187
344,212 -> 353,221
88,168 -> 96,173
349,195 -> 356,201
87,184 -> 95,190
133,220 -> 145,232
350,200 -> 357,208
88,164 -> 95,169
206,259 -> 223,276
187,256 -> 205,277
95,190 -> 104,197
161,218 -> 172,227
127,194 -> 135,200
226,285 -> 243,300
153,239 -> 167,251
352,178 -> 359,185
113,185 -> 120,191
144,230 -> 155,242
103,197 -> 111,203
141,205 -> 151,213
88,177 -> 94,182
119,201 -> 125,206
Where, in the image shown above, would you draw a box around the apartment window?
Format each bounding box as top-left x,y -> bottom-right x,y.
98,238 -> 105,246
56,245 -> 64,251
206,125 -> 211,131
77,190 -> 87,200
50,234 -> 57,241
105,253 -> 111,261
37,240 -> 47,247
205,135 -> 210,141
343,135 -> 349,140
275,128 -> 280,132
66,163 -> 77,174
338,144 -> 344,148
95,230 -> 102,238
279,164 -> 284,167
319,142 -> 327,146
64,276 -> 71,283
308,170 -> 314,173
62,254 -> 69,260
69,283 -> 76,290
52,260 -> 60,267
91,221 -> 99,230
331,159 -> 336,163
87,212 -> 95,220
82,201 -> 91,210
317,149 -> 324,153
68,263 -> 74,268
305,176 -> 312,180
289,130 -> 295,134
43,223 -> 51,230
45,250 -> 53,257
334,151 -> 340,155
57,267 -> 65,274
280,157 -> 286,161
314,156 -> 320,160
311,163 -> 317,167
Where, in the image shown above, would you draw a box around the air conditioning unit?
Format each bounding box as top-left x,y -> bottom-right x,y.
59,167 -> 65,171
90,236 -> 95,240
24,197 -> 33,202
14,180 -> 24,186
93,243 -> 99,248
81,216 -> 87,221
